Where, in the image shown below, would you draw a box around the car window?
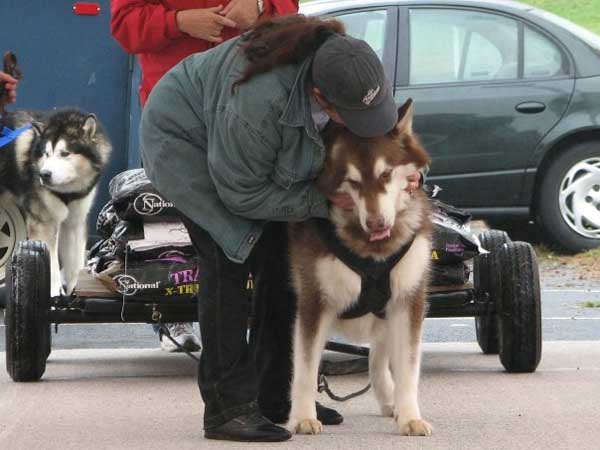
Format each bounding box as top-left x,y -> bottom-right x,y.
524,26 -> 567,78
409,9 -> 519,84
334,10 -> 388,60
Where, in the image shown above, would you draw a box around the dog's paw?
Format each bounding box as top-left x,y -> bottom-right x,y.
50,284 -> 62,298
380,404 -> 394,417
292,418 -> 323,435
397,418 -> 432,436
62,283 -> 76,296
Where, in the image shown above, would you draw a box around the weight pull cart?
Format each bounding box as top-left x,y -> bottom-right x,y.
4,229 -> 541,382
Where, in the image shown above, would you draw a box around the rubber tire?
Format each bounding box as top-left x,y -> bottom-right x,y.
0,200 -> 28,307
5,240 -> 51,382
497,242 -> 542,373
474,230 -> 511,354
537,141 -> 600,252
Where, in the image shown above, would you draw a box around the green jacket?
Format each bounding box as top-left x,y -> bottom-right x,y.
140,37 -> 329,263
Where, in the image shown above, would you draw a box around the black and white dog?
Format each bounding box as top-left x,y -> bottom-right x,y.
0,109 -> 112,296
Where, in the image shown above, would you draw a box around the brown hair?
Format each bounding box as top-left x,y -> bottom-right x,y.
233,15 -> 345,91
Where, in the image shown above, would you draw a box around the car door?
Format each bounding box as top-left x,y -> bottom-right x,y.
321,6 -> 399,85
395,6 -> 575,209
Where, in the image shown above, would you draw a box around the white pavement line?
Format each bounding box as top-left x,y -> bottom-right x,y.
542,317 -> 600,320
2,318 -> 600,330
427,317 -> 600,321
445,367 -> 600,372
543,289 -> 600,293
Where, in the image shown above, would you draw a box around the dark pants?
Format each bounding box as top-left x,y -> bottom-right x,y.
180,217 -> 295,429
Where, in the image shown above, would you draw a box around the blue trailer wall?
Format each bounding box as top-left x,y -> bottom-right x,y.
0,0 -> 137,239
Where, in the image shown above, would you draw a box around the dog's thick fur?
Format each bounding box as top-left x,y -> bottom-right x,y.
0,109 -> 111,296
287,100 -> 433,436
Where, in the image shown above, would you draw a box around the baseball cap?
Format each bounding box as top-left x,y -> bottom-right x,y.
312,34 -> 398,138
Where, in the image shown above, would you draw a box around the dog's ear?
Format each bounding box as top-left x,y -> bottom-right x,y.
317,157 -> 346,196
391,98 -> 414,136
82,114 -> 97,138
31,121 -> 44,137
316,125 -> 347,195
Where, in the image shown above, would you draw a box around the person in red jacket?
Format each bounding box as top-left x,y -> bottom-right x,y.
111,0 -> 299,355
111,0 -> 298,106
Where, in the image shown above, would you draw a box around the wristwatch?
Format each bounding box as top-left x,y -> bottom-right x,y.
257,0 -> 264,15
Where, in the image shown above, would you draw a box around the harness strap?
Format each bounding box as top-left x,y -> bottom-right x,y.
314,219 -> 416,319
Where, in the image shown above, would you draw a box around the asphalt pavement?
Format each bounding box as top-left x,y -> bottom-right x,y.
1,281 -> 599,450
1,341 -> 599,450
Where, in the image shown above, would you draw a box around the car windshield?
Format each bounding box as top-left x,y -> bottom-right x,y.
530,8 -> 600,54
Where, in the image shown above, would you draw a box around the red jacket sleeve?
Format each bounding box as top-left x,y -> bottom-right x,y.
111,0 -> 184,54
263,0 -> 298,17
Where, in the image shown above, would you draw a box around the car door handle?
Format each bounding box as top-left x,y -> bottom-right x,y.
515,101 -> 546,114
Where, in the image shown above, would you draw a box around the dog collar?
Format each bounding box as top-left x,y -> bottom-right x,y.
314,218 -> 416,319
52,174 -> 100,204
0,122 -> 32,148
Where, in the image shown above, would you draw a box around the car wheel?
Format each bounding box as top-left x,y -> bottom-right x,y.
497,242 -> 542,373
0,199 -> 27,307
5,240 -> 51,382
537,142 -> 600,252
474,230 -> 511,354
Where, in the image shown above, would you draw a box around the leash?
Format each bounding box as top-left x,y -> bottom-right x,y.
153,274 -> 370,402
0,122 -> 32,148
318,373 -> 371,402
157,321 -> 202,363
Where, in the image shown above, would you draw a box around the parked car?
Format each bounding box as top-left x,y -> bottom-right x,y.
301,0 -> 600,252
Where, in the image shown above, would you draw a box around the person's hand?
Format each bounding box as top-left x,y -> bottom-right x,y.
176,6 -> 238,43
406,172 -> 422,194
221,0 -> 260,31
0,71 -> 18,104
329,192 -> 354,211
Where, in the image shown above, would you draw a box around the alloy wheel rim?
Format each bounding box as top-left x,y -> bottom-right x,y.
558,157 -> 600,240
0,200 -> 27,281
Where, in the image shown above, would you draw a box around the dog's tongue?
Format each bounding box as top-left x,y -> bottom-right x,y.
369,229 -> 391,242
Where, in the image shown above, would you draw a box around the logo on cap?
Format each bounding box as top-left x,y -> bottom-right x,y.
362,86 -> 380,106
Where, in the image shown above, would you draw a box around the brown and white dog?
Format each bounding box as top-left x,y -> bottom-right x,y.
287,100 -> 433,436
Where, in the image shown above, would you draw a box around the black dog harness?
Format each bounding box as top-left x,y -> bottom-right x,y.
315,219 -> 416,320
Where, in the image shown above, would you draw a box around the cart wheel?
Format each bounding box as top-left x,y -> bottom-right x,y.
5,240 -> 51,382
497,241 -> 542,373
474,230 -> 511,354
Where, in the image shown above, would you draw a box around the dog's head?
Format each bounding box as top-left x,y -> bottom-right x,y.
33,110 -> 111,193
318,99 -> 430,243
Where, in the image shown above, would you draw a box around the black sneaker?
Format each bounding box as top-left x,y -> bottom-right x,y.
262,402 -> 344,426
316,402 -> 344,425
204,412 -> 292,442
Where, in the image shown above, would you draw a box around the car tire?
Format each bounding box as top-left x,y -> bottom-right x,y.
474,230 -> 511,354
497,241 -> 542,373
5,240 -> 51,382
537,142 -> 600,252
0,199 -> 27,308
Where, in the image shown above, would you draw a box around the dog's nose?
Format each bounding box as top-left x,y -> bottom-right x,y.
366,215 -> 387,231
40,170 -> 52,181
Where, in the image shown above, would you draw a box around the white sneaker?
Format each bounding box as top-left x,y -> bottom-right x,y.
160,322 -> 201,353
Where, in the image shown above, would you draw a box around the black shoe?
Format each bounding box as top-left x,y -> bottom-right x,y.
204,412 -> 292,442
262,402 -> 344,426
316,402 -> 344,425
